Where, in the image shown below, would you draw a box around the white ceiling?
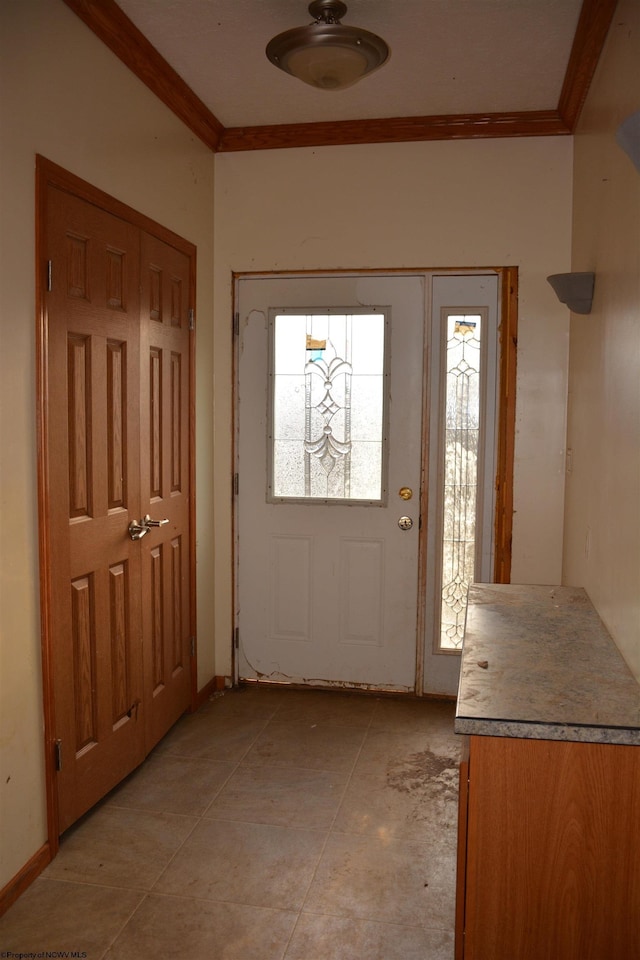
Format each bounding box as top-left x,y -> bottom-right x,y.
114,0 -> 584,129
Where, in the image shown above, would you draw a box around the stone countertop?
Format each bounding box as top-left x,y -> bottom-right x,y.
454,583 -> 640,745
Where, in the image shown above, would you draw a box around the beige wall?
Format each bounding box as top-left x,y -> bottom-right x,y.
0,0 -> 216,891
564,1 -> 640,680
213,135 -> 574,675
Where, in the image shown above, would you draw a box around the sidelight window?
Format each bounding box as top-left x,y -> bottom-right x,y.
438,313 -> 484,649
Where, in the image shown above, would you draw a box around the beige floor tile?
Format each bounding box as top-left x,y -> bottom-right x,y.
43,805 -> 198,889
153,710 -> 269,762
3,691 -> 459,959
370,697 -> 457,734
333,728 -> 459,840
355,727 -> 460,779
244,718 -> 366,772
105,893 -> 297,960
105,754 -> 233,815
204,763 -> 348,829
285,914 -> 454,960
303,832 -> 456,928
333,771 -> 458,843
153,818 -> 326,911
356,726 -> 454,767
272,689 -> 378,727
0,878 -> 143,959
203,684 -> 289,717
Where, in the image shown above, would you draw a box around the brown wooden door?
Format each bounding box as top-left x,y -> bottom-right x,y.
47,186 -> 145,831
43,176 -> 194,833
139,232 -> 193,750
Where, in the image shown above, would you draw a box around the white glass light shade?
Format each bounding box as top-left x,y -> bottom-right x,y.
285,41 -> 373,90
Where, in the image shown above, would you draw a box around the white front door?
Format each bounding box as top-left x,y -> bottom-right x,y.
236,274 -> 425,692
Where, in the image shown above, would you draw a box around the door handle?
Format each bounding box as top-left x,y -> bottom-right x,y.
143,514 -> 169,528
128,515 -> 169,540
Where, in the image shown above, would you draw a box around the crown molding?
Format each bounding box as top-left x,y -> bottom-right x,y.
218,110 -> 570,153
63,0 -> 617,154
558,0 -> 618,129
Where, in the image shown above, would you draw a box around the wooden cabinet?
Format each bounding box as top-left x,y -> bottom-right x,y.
455,734 -> 640,960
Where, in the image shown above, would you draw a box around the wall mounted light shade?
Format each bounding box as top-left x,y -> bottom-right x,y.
615,111 -> 640,172
547,272 -> 595,315
266,0 -> 389,91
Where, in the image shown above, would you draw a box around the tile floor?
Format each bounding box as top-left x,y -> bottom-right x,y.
0,685 -> 461,959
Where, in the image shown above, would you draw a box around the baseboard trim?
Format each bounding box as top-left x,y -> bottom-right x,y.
0,843 -> 52,918
195,675 -> 229,709
239,678 -> 456,701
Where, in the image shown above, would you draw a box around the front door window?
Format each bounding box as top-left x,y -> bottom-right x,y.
269,310 -> 388,502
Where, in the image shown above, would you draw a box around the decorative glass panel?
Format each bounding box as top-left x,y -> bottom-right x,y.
439,314 -> 482,649
270,312 -> 386,501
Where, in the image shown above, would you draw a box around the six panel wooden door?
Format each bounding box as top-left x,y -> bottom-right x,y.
139,231 -> 193,751
45,181 -> 194,832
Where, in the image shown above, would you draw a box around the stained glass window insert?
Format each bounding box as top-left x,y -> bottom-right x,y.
439,314 -> 482,650
270,311 -> 386,501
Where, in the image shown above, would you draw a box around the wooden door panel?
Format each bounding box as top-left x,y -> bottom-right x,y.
41,165 -> 195,838
140,231 -> 192,749
48,187 -> 145,831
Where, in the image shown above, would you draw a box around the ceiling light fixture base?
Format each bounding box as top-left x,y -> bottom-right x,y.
309,0 -> 348,23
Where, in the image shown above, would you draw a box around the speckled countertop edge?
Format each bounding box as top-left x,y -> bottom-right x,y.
454,717 -> 640,745
455,584 -> 640,746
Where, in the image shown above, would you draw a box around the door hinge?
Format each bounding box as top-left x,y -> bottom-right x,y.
54,739 -> 62,771
190,636 -> 196,657
233,472 -> 239,497
234,627 -> 239,650
233,312 -> 239,336
47,260 -> 52,292
188,308 -> 195,331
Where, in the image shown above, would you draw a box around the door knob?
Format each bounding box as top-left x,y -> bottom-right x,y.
128,519 -> 149,541
398,516 -> 414,531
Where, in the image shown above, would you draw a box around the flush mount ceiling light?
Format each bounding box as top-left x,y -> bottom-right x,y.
266,0 -> 389,91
